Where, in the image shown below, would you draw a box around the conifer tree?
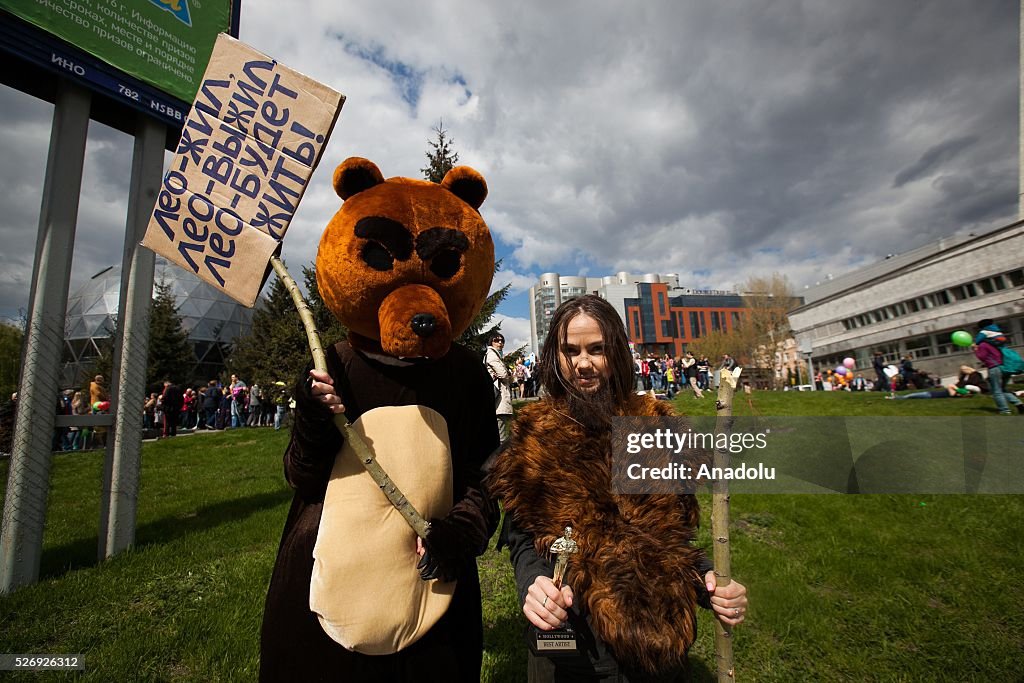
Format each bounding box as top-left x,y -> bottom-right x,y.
0,321 -> 23,402
421,119 -> 460,183
458,263 -> 511,356
147,281 -> 194,386
302,263 -> 348,345
422,121 -> 511,354
228,271 -> 306,387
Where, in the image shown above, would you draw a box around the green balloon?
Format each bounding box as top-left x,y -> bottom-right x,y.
951,330 -> 972,347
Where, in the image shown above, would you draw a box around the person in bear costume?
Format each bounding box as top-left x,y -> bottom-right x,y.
259,157 -> 500,682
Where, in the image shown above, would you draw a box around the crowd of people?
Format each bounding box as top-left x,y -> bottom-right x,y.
630,352 -> 731,399
51,374 -> 110,451
142,374 -> 294,436
41,373 -> 296,452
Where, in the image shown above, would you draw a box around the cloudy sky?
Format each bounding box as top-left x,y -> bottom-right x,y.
1,0 -> 1019,350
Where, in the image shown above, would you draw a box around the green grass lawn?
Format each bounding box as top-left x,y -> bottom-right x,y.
1,390 -> 1022,681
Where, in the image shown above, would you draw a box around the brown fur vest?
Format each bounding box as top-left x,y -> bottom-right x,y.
487,394 -> 708,674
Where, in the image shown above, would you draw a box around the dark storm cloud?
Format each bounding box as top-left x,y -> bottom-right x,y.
893,137 -> 980,189
0,0 -> 1019,321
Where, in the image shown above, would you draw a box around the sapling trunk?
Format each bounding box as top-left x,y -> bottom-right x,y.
712,367 -> 739,681
269,256 -> 432,539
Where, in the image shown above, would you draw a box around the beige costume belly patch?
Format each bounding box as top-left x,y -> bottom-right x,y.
310,405 -> 454,654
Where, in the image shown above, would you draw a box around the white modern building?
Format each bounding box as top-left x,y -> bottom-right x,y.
528,272 -> 681,352
789,221 -> 1024,384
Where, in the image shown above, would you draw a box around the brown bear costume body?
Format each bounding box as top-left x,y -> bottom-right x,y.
259,158 -> 499,682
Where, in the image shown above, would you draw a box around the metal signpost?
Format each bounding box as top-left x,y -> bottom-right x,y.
0,0 -> 239,593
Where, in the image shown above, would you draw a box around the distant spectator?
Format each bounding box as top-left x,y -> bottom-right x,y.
143,393 -> 158,429
274,386 -> 289,430
872,352 -> 887,392
512,359 -> 527,400
67,391 -> 87,450
89,374 -> 109,405
684,352 -> 703,398
890,386 -> 973,400
900,355 -> 915,389
161,380 -> 184,438
697,355 -> 711,390
484,333 -> 513,445
202,380 -> 220,429
183,388 -> 197,429
229,374 -> 247,428
973,319 -> 1023,415
956,365 -> 988,394
71,391 -> 90,450
56,389 -> 74,451
248,383 -> 262,426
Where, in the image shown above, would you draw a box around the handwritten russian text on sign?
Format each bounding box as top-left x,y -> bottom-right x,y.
142,34 -> 345,306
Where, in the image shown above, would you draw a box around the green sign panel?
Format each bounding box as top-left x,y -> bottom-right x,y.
0,0 -> 233,103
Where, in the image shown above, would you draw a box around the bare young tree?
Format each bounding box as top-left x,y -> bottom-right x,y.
736,273 -> 800,388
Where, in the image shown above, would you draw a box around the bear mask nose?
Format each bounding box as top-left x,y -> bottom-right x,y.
411,313 -> 437,337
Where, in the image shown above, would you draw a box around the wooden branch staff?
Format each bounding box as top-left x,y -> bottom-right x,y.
269,255 -> 432,539
712,366 -> 740,681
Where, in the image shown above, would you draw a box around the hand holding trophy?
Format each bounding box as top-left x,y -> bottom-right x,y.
529,526 -> 579,654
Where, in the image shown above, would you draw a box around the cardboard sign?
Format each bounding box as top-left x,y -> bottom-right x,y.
142,33 -> 345,306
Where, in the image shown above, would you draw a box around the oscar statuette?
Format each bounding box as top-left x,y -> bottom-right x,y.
529,526 -> 579,655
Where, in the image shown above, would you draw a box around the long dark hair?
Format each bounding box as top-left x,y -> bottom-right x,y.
538,295 -> 634,404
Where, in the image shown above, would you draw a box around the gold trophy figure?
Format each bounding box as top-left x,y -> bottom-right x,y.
549,527 -> 578,588
530,526 -> 579,654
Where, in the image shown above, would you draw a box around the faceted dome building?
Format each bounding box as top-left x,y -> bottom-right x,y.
62,257 -> 254,387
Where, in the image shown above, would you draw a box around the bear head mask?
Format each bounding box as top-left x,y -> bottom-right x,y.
316,157 -> 494,359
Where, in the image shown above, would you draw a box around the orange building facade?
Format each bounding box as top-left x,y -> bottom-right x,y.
624,282 -> 747,357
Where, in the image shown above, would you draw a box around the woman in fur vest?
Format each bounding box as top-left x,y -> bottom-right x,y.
486,295 -> 748,682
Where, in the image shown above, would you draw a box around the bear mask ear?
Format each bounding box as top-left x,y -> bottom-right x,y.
441,166 -> 488,210
333,157 -> 385,200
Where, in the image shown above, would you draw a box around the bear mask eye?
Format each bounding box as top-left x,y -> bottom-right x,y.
416,228 -> 469,280
361,242 -> 394,271
355,217 -> 414,272
430,249 -> 462,279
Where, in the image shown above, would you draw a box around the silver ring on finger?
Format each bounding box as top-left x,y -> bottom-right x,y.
542,596 -> 549,608
733,607 -> 741,616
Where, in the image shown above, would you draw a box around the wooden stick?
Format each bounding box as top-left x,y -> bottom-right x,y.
712,366 -> 739,681
269,256 -> 432,539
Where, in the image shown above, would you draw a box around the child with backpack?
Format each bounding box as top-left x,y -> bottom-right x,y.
973,320 -> 1024,415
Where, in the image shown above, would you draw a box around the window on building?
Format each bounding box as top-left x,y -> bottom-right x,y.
951,284 -> 977,301
689,312 -> 702,338
935,334 -> 956,356
710,311 -> 721,332
906,335 -> 933,359
978,278 -> 995,294
1007,269 -> 1024,287
731,312 -> 741,329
